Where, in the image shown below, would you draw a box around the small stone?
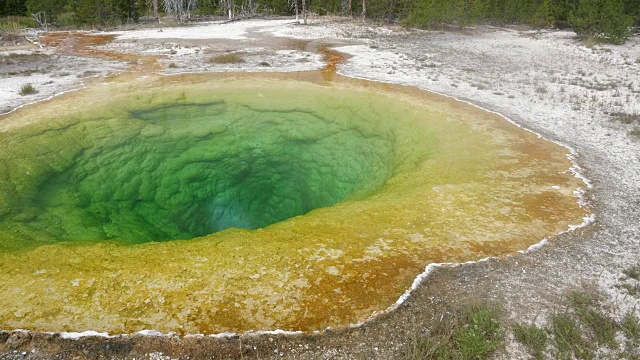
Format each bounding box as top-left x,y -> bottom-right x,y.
6,332 -> 30,349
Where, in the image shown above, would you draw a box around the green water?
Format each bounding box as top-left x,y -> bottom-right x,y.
0,85 -> 407,244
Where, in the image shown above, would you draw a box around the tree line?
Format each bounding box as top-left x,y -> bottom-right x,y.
1,0 -> 638,43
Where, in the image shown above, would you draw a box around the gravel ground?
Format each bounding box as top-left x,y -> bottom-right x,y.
0,18 -> 639,359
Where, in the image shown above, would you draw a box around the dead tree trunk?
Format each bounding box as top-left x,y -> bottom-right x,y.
362,0 -> 366,20
186,0 -> 197,19
288,0 -> 299,22
302,0 -> 307,24
220,0 -> 233,19
153,0 -> 159,21
31,11 -> 48,31
347,0 -> 352,18
164,0 -> 198,22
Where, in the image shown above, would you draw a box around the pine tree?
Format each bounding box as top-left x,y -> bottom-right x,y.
469,0 -> 484,23
570,0 -> 632,43
550,0 -> 578,27
115,0 -> 139,22
570,0 -> 602,36
25,0 -> 65,21
2,0 -> 27,15
623,0 -> 640,25
599,0 -> 633,43
503,0 -> 519,23
532,0 -> 554,27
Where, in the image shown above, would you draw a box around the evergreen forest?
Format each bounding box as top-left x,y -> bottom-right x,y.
1,0 -> 638,43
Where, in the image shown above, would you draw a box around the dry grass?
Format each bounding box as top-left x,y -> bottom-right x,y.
0,53 -> 49,66
583,35 -> 602,48
208,53 -> 245,64
0,20 -> 23,43
611,112 -> 640,125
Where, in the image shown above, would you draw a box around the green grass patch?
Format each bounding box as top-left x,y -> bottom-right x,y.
455,304 -> 503,358
622,313 -> 640,358
566,289 -> 599,310
576,308 -> 618,348
566,289 -> 618,348
551,313 -> 593,360
405,316 -> 457,359
19,83 -> 37,96
619,283 -> 640,296
513,323 -> 547,360
622,313 -> 640,341
208,53 -> 245,64
512,286 -> 640,359
403,302 -> 503,360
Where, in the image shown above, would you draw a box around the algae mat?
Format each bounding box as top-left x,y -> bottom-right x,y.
0,73 -> 587,334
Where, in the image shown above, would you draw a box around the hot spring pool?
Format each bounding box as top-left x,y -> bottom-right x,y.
0,72 -> 587,334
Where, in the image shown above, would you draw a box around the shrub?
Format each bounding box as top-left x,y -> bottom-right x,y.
208,53 -> 245,64
19,83 -> 37,96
